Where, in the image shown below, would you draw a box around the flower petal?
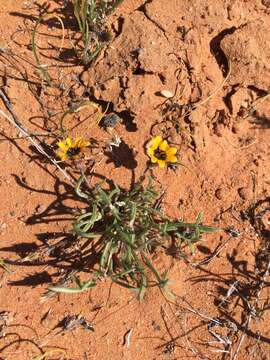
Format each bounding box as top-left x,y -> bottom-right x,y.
147,147 -> 154,156
57,151 -> 68,161
166,147 -> 177,156
57,141 -> 68,151
150,156 -> 158,163
74,137 -> 82,147
167,155 -> 177,163
150,136 -> 163,150
66,137 -> 72,147
157,159 -> 166,168
80,140 -> 91,148
159,140 -> 168,151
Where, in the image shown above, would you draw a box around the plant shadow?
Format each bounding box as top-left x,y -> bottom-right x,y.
0,164 -> 116,289
186,197 -> 270,349
9,0 -> 116,66
0,159 -> 140,290
250,111 -> 270,129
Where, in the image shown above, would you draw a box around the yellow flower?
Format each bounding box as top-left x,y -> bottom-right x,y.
56,136 -> 90,161
147,136 -> 177,168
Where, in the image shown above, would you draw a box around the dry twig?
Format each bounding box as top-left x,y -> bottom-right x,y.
0,89 -> 74,185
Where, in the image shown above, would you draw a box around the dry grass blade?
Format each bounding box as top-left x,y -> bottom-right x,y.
0,258 -> 12,273
0,89 -> 74,185
32,348 -> 67,360
59,100 -> 109,135
72,0 -> 123,64
32,13 -> 65,85
231,258 -> 270,360
182,59 -> 231,119
243,92 -> 270,119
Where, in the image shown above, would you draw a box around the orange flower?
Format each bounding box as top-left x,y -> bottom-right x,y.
147,136 -> 177,168
57,136 -> 90,161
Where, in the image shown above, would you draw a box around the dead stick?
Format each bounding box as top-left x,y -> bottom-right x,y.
0,89 -> 75,185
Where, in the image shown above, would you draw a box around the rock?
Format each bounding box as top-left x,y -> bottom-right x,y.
98,77 -> 121,104
102,113 -> 122,128
220,20 -> 270,91
160,90 -> 173,98
0,222 -> 7,231
230,88 -> 251,115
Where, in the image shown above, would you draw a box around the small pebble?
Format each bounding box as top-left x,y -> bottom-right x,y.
102,113 -> 122,128
160,90 -> 173,98
0,222 -> 7,229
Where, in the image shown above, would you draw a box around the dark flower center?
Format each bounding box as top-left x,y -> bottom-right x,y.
67,146 -> 81,157
154,148 -> 167,160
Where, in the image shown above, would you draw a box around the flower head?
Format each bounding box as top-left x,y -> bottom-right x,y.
56,136 -> 90,161
147,136 -> 177,168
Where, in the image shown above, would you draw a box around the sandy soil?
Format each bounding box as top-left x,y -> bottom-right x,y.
0,0 -> 270,359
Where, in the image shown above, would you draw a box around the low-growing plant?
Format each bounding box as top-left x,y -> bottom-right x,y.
32,13 -> 65,85
72,0 -> 123,64
50,176 -> 218,300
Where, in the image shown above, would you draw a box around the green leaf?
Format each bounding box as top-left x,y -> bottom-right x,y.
100,240 -> 113,269
75,175 -> 89,199
73,228 -> 99,238
129,202 -> 137,228
199,225 -> 220,233
98,187 -> 111,205
49,278 -> 96,294
196,211 -> 203,224
142,253 -> 163,283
